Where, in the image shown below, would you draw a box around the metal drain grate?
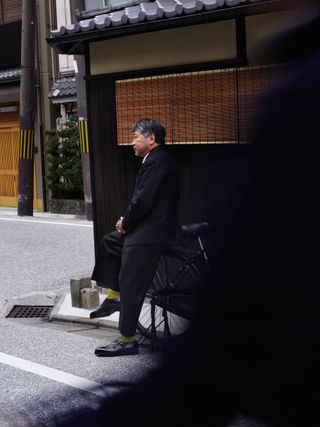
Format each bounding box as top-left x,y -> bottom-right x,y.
6,305 -> 53,318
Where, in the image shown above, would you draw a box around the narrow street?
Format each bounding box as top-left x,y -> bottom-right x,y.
0,208 -> 160,426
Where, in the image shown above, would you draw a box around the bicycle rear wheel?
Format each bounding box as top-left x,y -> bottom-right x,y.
137,253 -> 202,343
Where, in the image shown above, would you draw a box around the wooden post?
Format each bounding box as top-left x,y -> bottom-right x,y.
18,0 -> 36,216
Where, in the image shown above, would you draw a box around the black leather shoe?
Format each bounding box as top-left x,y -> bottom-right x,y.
89,298 -> 120,319
95,338 -> 139,357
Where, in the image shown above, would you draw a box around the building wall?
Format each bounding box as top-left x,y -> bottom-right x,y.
90,20 -> 237,75
0,20 -> 21,68
0,0 -> 57,210
0,1 -> 22,208
90,10 -> 297,75
56,0 -> 74,73
87,75 -> 261,253
85,9 -> 296,249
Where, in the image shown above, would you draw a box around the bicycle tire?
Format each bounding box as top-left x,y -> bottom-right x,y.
137,252 -> 203,343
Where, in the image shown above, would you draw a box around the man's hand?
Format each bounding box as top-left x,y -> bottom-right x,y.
115,216 -> 126,234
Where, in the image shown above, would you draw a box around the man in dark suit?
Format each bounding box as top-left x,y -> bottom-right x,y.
89,118 -> 180,357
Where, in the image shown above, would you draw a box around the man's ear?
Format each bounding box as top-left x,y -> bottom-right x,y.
148,133 -> 156,145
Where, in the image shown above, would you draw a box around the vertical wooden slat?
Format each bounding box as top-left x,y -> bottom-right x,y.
0,127 -> 19,205
10,130 -> 18,196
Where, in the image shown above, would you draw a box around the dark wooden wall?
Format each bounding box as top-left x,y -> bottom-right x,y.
87,75 -> 257,260
0,21 -> 21,68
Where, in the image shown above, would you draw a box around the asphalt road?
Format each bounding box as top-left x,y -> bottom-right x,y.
0,207 -> 95,314
0,208 -> 161,426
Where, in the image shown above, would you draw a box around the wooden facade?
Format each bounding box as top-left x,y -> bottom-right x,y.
47,2 -> 292,254
0,113 -> 42,208
0,1 -> 21,208
87,64 -> 284,255
0,20 -> 21,69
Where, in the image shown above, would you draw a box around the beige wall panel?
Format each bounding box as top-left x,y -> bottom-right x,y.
90,20 -> 236,75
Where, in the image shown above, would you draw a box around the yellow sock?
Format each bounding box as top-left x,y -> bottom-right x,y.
107,289 -> 120,300
121,335 -> 136,343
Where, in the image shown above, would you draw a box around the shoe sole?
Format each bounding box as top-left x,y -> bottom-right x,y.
95,349 -> 139,357
89,308 -> 118,319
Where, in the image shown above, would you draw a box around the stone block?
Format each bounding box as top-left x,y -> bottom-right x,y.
70,277 -> 92,308
80,287 -> 100,309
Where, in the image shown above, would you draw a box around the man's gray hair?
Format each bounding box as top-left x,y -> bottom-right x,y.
132,118 -> 166,145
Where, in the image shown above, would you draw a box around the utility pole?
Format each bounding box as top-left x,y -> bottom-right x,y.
18,0 -> 36,216
70,0 -> 93,221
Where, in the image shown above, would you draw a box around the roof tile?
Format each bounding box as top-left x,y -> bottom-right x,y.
0,67 -> 21,82
126,5 -> 146,23
140,1 -> 164,20
49,0 -> 275,38
48,73 -> 76,100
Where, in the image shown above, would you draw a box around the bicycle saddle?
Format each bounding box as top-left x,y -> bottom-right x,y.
181,222 -> 209,236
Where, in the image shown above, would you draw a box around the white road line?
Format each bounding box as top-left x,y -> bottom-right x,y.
0,351 -> 106,397
0,217 -> 92,227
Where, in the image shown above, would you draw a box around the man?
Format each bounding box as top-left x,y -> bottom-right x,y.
90,118 -> 180,357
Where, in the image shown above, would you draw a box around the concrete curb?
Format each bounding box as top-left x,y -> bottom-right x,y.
50,290 -> 119,330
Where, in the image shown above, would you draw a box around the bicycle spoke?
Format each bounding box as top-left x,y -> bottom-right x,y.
137,247 -> 208,344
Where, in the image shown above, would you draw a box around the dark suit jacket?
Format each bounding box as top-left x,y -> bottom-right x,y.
122,145 -> 179,246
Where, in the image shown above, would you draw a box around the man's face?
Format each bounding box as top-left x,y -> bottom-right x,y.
131,131 -> 154,157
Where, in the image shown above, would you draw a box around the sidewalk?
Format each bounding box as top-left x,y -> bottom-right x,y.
0,206 -> 89,222
50,288 -> 119,330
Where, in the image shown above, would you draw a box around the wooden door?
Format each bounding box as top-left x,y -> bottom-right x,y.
0,124 -> 41,209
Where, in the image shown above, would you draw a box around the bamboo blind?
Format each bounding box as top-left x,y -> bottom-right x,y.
116,65 -> 285,145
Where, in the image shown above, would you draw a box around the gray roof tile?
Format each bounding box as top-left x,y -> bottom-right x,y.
90,14 -> 112,29
49,0 -> 276,38
156,0 -> 184,17
202,0 -> 224,11
0,67 -> 21,82
110,10 -> 129,26
126,5 -> 146,23
48,73 -> 76,101
80,19 -> 92,31
140,1 -> 164,20
181,0 -> 204,14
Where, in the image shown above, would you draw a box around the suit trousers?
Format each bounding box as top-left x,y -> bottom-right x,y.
91,231 -> 164,337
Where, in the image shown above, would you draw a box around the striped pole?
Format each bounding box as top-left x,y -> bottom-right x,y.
78,117 -> 92,221
79,119 -> 89,154
19,129 -> 35,160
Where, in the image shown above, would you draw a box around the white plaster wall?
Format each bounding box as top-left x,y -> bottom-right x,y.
90,20 -> 237,75
56,0 -> 74,73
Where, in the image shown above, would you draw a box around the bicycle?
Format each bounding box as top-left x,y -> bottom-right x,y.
137,222 -> 210,345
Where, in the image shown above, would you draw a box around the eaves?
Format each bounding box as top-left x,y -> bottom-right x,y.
47,0 -> 286,55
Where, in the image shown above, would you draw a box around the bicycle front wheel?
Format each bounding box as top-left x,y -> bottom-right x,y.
137,253 -> 201,343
